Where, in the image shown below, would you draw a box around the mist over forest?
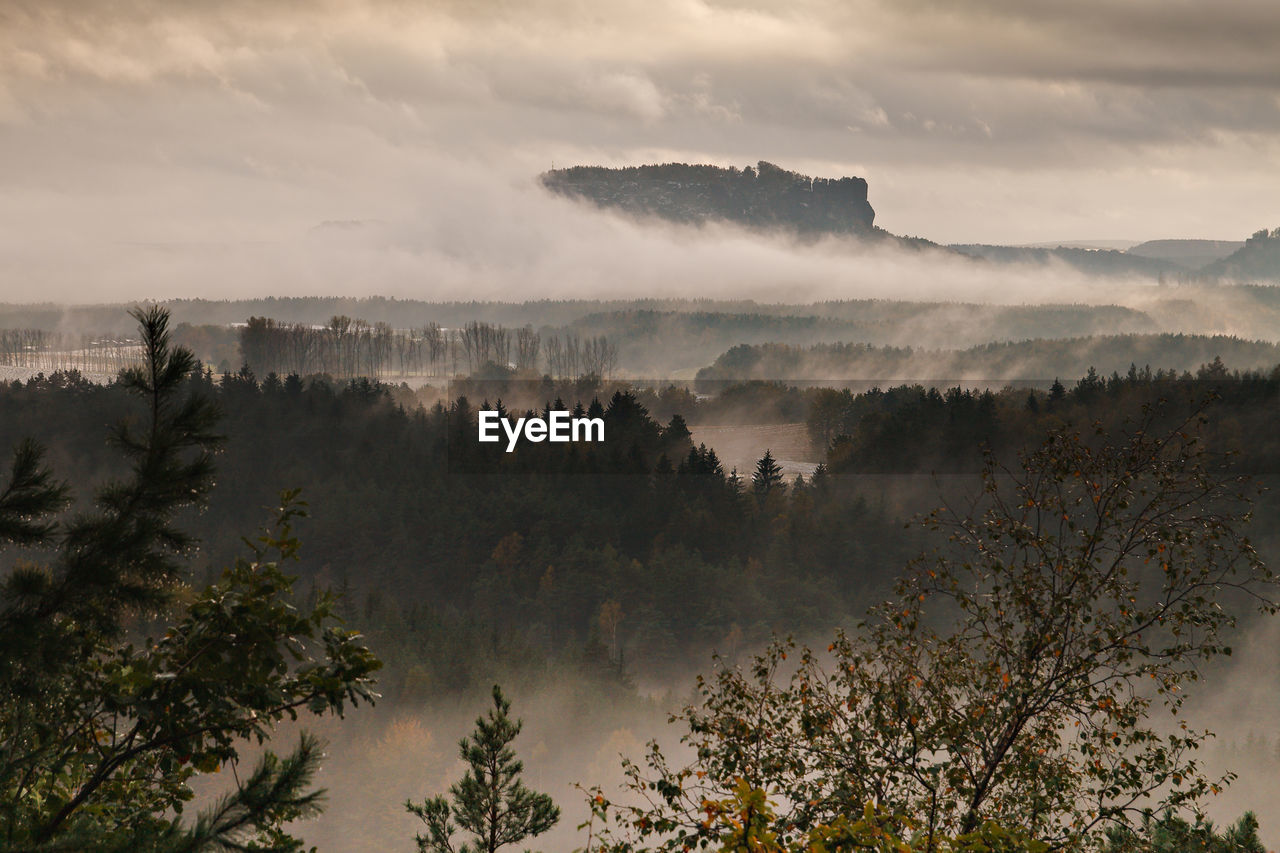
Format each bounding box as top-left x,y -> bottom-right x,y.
8,244 -> 1280,849
10,1 -> 1280,849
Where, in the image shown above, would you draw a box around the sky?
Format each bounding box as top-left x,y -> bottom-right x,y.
2,0 -> 1280,302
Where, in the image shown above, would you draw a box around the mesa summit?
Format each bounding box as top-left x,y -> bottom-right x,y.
478,410 -> 605,452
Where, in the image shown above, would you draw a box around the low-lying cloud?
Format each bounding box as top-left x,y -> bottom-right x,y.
2,0 -> 1280,289
0,151 -> 1182,306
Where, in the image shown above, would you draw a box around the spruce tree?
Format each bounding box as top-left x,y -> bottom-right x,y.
0,307 -> 381,850
1048,377 -> 1066,406
406,685 -> 559,853
752,449 -> 784,499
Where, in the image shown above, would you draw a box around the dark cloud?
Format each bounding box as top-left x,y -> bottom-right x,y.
1,0 -> 1279,300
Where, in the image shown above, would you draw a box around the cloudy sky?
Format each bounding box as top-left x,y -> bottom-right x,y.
3,0 -> 1280,302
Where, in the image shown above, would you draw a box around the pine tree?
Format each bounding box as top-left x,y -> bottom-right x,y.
662,413 -> 691,446
703,446 -> 723,477
406,685 -> 559,853
1048,377 -> 1066,406
0,307 -> 381,850
752,449 -> 784,499
810,461 -> 829,493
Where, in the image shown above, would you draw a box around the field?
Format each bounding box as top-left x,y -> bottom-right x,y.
688,422 -> 819,479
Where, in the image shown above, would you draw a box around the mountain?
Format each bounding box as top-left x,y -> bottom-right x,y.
948,244 -> 1183,278
1021,240 -> 1138,251
539,162 -> 1280,285
540,160 -> 876,236
1127,238 -> 1243,270
1200,229 -> 1280,282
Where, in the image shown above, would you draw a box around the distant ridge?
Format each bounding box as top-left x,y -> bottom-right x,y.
539,163 -> 1280,283
540,161 -> 876,236
696,334 -> 1280,384
1020,240 -> 1138,251
1199,229 -> 1280,282
1127,239 -> 1243,270
948,244 -> 1182,278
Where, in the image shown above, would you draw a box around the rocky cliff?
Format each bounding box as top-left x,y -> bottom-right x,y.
540,160 -> 875,235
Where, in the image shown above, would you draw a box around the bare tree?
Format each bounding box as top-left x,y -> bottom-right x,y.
515,325 -> 540,372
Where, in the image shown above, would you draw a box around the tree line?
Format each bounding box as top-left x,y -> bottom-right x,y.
2,314 -> 1279,849
238,315 -> 617,380
807,358 -> 1280,478
697,335 -> 1280,384
0,328 -> 142,375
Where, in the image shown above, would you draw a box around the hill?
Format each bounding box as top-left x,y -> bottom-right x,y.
695,334 -> 1280,384
1201,229 -> 1280,282
538,161 -> 1280,287
540,160 -> 876,236
1127,238 -> 1243,269
949,244 -> 1183,279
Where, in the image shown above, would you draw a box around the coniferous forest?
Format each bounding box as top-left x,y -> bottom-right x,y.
9,4 -> 1280,849
3,306 -> 1280,850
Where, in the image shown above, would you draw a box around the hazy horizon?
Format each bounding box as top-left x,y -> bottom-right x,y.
8,6 -> 1280,850
3,1 -> 1280,302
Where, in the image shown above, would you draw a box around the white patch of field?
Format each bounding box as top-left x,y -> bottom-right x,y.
687,422 -> 820,479
0,364 -> 123,384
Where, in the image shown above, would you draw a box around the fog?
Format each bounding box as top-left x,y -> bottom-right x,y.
0,161 -> 1235,308
1153,614 -> 1280,840
262,682 -> 678,853
8,2 -> 1280,848
195,610 -> 1280,852
186,656 -> 720,852
5,0 -> 1280,306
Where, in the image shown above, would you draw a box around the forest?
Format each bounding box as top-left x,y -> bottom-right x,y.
948,244 -> 1183,279
2,308 -> 1279,850
10,287 -> 1280,382
12,0 -> 1280,846
695,335 -> 1280,384
237,316 -> 618,381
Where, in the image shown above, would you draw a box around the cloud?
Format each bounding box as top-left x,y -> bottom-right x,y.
574,72 -> 668,122
1,0 -> 1280,300
0,147 -> 1203,310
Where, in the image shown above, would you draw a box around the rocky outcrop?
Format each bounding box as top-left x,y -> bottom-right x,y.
540,160 -> 875,235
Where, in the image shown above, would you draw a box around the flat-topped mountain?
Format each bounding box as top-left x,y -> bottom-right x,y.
540,162 -> 1280,284
540,160 -> 876,235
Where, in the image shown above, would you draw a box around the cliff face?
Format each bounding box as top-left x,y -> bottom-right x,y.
540,160 -> 875,235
